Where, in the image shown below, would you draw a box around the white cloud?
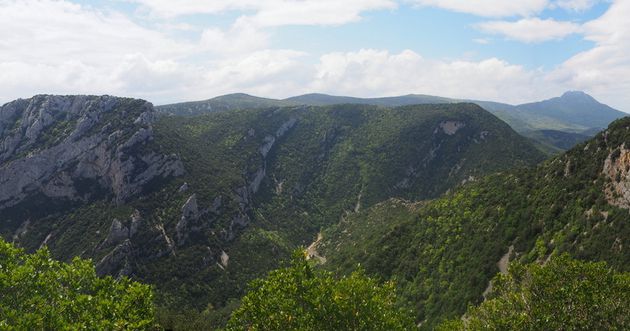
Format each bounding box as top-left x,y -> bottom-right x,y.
309,49 -> 557,104
131,0 -> 396,27
197,50 -> 312,98
236,0 -> 396,27
0,0 -> 628,112
0,0 -> 189,64
548,0 -> 630,109
477,18 -> 581,43
199,23 -> 270,55
408,0 -> 549,17
0,0 -> 293,103
128,0 -> 258,17
0,0 -> 195,100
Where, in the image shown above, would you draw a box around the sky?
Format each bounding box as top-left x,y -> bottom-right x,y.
0,0 -> 628,111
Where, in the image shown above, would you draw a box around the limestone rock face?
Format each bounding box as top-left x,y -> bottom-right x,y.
94,209 -> 177,276
439,121 -> 466,135
176,194 -> 200,245
96,239 -> 133,277
0,95 -> 184,209
98,209 -> 143,250
603,144 -> 630,209
102,219 -> 129,248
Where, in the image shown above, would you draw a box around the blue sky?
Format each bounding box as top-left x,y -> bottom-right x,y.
1,0 -> 629,111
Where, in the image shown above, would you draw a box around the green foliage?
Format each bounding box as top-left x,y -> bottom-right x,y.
156,93 -> 297,116
321,181 -> 521,329
144,103 -> 543,321
0,102 -> 547,329
158,91 -> 625,151
438,254 -> 630,330
522,129 -> 590,153
225,250 -> 415,331
322,118 -> 630,329
0,238 -> 155,330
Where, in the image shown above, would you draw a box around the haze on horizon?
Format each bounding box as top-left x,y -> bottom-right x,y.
1,0 -> 629,111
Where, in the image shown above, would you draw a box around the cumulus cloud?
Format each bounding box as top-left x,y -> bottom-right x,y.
196,50 -> 311,99
199,23 -> 270,55
309,49 -> 557,104
0,0 -> 190,63
0,0 -> 193,100
477,18 -> 581,43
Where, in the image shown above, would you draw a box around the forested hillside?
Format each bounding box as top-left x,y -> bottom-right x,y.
158,91 -> 626,152
148,102 -> 544,318
0,96 -> 543,328
320,116 -> 630,329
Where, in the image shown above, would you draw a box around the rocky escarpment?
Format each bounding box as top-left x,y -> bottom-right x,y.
174,117 -> 299,245
95,209 -> 176,277
394,119 -> 491,191
0,95 -> 184,210
223,117 -> 298,241
603,143 -> 630,209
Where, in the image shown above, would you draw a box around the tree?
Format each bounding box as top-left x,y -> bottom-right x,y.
0,238 -> 155,330
438,254 -> 630,330
225,250 -> 415,330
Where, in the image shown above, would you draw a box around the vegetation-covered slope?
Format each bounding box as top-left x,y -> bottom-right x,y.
285,93 -> 454,107
320,116 -> 630,329
438,254 -> 630,330
0,97 -> 544,328
157,93 -> 297,116
145,103 -> 543,312
523,129 -> 591,154
158,91 -> 626,152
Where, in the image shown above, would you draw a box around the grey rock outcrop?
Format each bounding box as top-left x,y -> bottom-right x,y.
176,194 -> 200,245
220,250 -> 229,268
221,117 -> 298,242
96,239 -> 133,277
258,117 -> 297,158
603,144 -> 630,209
95,209 -> 176,276
102,219 -> 129,247
0,95 -> 184,209
438,121 -> 465,135
97,209 -> 142,250
178,182 -> 189,193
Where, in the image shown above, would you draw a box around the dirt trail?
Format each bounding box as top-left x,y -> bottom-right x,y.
483,245 -> 513,298
497,245 -> 513,274
306,232 -> 326,264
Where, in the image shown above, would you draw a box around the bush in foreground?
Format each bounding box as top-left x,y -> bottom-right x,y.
226,250 -> 415,330
0,238 -> 155,330
439,254 -> 630,330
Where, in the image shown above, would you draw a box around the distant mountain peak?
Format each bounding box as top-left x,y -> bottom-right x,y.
560,90 -> 597,102
216,92 -> 257,98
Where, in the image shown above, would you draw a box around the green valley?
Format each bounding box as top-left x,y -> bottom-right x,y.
1,94 -> 629,330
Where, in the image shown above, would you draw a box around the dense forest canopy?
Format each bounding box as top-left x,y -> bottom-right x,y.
0,238 -> 155,330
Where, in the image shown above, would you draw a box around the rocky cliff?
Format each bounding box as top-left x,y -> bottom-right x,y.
0,95 -> 183,211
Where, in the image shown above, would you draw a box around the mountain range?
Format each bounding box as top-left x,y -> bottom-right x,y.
158,91 -> 627,153
0,92 -> 628,329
